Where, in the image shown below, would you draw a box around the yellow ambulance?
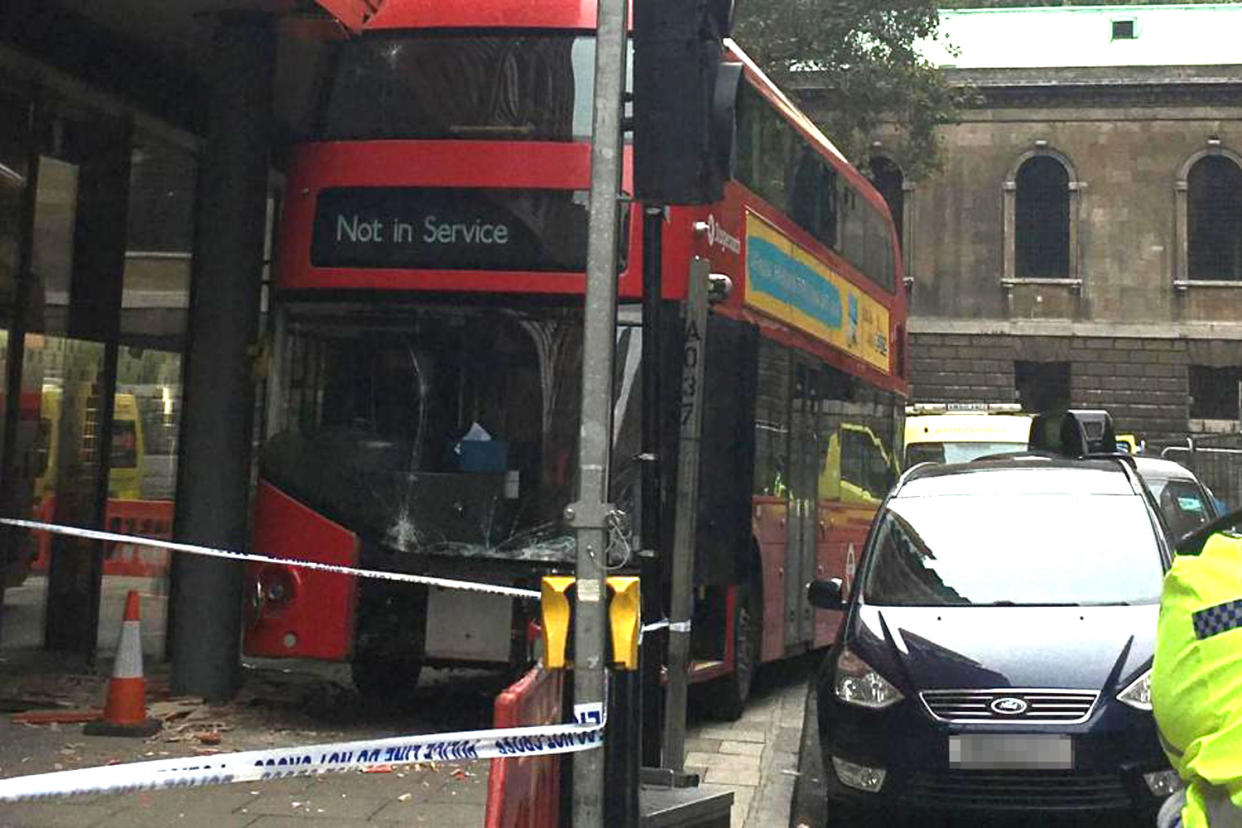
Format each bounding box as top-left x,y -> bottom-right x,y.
904,403 -> 1032,466
35,385 -> 145,501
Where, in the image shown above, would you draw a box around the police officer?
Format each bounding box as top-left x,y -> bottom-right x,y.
1151,510 -> 1242,828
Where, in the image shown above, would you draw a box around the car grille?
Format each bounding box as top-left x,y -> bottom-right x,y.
905,771 -> 1131,810
920,689 -> 1099,723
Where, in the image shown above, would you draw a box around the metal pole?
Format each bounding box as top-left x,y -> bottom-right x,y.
662,257 -> 711,772
638,206 -> 665,769
605,653 -> 642,827
569,0 -> 627,824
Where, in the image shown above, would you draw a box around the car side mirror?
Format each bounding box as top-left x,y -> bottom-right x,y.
807,578 -> 846,611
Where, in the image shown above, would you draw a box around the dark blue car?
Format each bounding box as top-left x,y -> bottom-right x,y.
810,455 -> 1182,823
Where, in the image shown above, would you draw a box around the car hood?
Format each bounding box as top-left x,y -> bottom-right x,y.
852,604 -> 1157,691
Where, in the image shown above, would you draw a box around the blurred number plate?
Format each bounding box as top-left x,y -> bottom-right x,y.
949,734 -> 1073,770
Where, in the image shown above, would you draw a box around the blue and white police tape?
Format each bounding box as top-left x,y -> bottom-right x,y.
0,717 -> 603,802
0,518 -> 540,601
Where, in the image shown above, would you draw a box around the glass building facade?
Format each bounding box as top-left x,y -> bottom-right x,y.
0,64 -> 196,661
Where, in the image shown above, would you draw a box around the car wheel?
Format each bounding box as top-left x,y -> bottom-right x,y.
705,586 -> 759,720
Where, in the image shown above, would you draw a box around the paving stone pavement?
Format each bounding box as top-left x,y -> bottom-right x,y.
683,656 -> 814,828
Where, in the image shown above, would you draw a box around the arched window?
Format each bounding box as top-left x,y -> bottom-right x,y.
1002,148 -> 1081,300
868,153 -> 913,286
1015,155 -> 1070,279
1187,155 -> 1242,281
869,155 -> 904,245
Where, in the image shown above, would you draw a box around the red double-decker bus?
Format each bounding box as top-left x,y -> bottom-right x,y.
244,0 -> 907,716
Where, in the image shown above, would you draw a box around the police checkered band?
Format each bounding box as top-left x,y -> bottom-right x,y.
1192,598 -> 1242,640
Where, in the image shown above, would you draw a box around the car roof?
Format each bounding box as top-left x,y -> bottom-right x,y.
897,456 -> 1140,498
1132,456 -> 1199,482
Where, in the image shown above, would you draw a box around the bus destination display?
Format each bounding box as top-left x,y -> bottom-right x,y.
311,187 -> 589,272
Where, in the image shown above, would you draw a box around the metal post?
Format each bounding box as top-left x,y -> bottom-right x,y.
568,0 -> 628,824
169,11 -> 275,700
662,257 -> 711,771
604,577 -> 642,827
639,206 -> 665,769
607,662 -> 643,825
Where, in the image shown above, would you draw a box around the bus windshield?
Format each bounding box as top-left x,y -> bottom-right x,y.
319,33 -> 600,142
262,304 -> 584,560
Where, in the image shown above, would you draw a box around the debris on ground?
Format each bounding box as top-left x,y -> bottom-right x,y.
147,698 -> 205,723
11,708 -> 101,725
1,696 -> 75,714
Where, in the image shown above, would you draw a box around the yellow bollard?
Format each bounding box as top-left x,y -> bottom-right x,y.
541,576 -> 575,669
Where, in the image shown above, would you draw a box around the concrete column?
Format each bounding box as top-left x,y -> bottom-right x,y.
1175,180 -> 1189,282
170,11 -> 274,700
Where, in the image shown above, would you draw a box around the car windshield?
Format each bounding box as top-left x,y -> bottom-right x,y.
1145,476 -> 1214,539
905,441 -> 1027,465
862,493 -> 1164,606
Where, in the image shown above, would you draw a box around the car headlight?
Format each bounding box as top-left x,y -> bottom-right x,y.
1118,668 -> 1152,711
834,647 -> 904,709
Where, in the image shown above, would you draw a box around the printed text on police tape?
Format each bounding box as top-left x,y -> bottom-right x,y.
0,719 -> 603,802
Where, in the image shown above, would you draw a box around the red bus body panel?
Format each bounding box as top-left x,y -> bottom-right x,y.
813,502 -> 874,647
689,180 -> 906,395
314,0 -> 379,32
751,498 -> 788,663
368,0 -> 607,31
244,482 -> 359,661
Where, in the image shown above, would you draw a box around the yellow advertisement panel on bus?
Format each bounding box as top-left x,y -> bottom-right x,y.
743,213 -> 890,373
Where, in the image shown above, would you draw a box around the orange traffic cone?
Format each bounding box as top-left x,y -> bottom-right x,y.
84,590 -> 161,737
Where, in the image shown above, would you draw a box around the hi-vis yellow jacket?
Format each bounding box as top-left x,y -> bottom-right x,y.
1152,532 -> 1242,828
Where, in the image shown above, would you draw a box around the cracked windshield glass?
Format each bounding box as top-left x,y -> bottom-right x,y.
263,305 -> 584,562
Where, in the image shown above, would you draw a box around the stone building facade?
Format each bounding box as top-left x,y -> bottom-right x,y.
803,5 -> 1242,446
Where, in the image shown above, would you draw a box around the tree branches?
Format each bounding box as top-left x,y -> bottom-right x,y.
733,0 -> 967,179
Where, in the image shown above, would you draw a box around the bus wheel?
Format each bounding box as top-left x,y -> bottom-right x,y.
351,653 -> 422,707
706,587 -> 759,721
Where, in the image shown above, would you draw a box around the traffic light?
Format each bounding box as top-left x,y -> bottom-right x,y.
633,0 -> 742,206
